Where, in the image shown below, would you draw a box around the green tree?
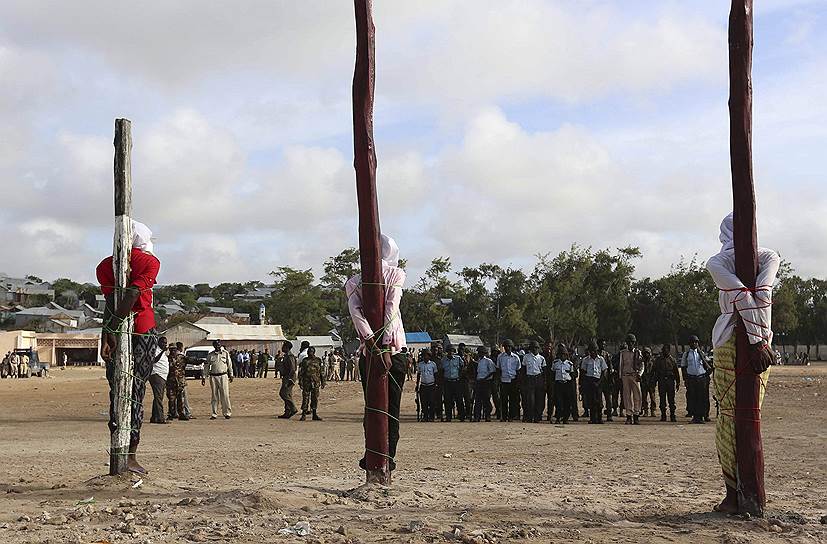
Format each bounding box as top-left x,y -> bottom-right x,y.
194,283 -> 212,297
320,248 -> 361,343
266,267 -> 328,336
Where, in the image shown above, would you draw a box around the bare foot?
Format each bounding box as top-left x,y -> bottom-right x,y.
714,487 -> 738,513
127,457 -> 147,475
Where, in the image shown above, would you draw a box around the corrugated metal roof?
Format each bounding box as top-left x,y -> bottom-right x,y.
405,332 -> 432,344
197,323 -> 287,341
291,335 -> 342,355
195,316 -> 233,325
444,334 -> 485,347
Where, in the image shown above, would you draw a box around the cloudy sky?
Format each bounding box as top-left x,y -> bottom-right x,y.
1,1 -> 825,285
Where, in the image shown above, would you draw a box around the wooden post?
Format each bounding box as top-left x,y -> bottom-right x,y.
352,0 -> 390,485
110,118 -> 135,475
728,0 -> 765,515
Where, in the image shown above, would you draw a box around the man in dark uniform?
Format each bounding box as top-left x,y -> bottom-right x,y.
597,339 -> 615,422
653,344 -> 680,422
298,346 -> 325,421
542,341 -> 556,421
165,344 -> 190,420
611,342 -> 626,417
640,347 -> 658,417
490,346 -> 502,420
459,343 -> 476,422
278,341 -> 298,419
431,341 -> 445,421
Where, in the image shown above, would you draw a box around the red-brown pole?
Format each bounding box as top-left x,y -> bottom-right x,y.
352,0 -> 390,485
728,0 -> 764,516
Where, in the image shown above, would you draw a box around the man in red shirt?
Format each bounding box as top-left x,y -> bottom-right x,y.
96,220 -> 160,475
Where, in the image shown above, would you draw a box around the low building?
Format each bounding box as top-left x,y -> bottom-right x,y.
405,332 -> 433,352
292,335 -> 342,356
234,287 -> 275,302
13,303 -> 87,331
37,329 -> 102,366
443,334 -> 485,350
162,321 -> 287,353
158,303 -> 186,315
0,276 -> 55,305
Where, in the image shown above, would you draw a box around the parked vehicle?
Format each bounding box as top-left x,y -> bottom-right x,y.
184,347 -> 211,379
14,348 -> 49,377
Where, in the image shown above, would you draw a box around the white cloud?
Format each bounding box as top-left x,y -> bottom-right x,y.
0,0 -> 824,285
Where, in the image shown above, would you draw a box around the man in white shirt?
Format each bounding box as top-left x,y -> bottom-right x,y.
580,342 -> 608,424
473,347 -> 496,422
521,341 -> 546,423
551,345 -> 575,424
416,350 -> 438,422
148,336 -> 170,424
497,340 -> 522,422
680,335 -> 712,424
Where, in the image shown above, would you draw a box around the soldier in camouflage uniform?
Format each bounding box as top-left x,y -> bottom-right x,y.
299,346 -> 326,421
653,344 -> 681,422
165,345 -> 190,421
640,347 -> 658,417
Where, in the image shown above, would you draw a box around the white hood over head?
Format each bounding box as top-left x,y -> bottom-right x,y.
381,234 -> 399,268
132,220 -> 154,254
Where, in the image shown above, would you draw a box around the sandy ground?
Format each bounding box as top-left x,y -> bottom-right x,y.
0,365 -> 825,544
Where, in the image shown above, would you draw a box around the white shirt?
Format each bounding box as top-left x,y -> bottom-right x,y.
152,348 -> 169,378
707,247 -> 780,348
522,352 -> 546,376
580,355 -> 607,379
298,349 -> 308,365
551,359 -> 573,382
417,361 -> 437,385
497,352 -> 521,383
683,349 -> 707,376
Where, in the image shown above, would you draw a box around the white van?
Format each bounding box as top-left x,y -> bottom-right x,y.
184,346 -> 212,379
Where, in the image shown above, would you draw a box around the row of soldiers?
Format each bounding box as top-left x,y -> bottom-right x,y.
0,351 -> 31,379
228,348 -> 362,382
414,334 -> 712,425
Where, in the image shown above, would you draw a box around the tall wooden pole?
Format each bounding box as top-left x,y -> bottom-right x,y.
728,0 -> 764,515
352,0 -> 390,484
110,118 -> 135,475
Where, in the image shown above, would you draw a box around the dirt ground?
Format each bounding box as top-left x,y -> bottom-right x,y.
0,365 -> 824,544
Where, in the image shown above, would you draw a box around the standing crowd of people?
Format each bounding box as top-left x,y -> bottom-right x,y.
1,351 -> 30,378
412,333 -> 714,426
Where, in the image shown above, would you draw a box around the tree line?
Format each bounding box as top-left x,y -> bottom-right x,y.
27,245 -> 827,357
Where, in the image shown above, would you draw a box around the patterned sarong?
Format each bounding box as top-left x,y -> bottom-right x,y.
106,330 -> 157,446
713,336 -> 770,489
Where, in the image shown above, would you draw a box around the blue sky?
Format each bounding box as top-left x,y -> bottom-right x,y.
0,1 -> 825,285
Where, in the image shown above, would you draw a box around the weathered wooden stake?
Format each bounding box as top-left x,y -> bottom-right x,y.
110,118 -> 135,475
352,0 -> 390,485
728,0 -> 765,515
